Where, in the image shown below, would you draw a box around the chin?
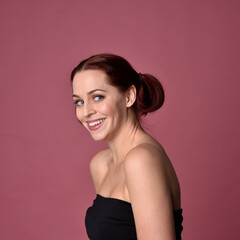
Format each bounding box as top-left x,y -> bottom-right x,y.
90,132 -> 108,142
91,136 -> 103,142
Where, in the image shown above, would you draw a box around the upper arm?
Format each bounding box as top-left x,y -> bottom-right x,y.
123,145 -> 176,240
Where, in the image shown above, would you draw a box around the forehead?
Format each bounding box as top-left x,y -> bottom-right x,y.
72,69 -> 111,91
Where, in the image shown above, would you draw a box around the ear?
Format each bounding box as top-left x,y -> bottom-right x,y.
125,85 -> 136,108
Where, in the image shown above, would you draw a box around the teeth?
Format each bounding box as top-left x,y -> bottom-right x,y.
89,119 -> 105,127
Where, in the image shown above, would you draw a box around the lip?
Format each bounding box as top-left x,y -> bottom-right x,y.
86,118 -> 106,124
86,118 -> 106,131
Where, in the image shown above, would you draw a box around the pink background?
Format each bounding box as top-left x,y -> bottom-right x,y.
1,0 -> 240,239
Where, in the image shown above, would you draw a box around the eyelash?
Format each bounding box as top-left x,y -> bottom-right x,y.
74,95 -> 104,106
94,95 -> 104,101
74,100 -> 84,106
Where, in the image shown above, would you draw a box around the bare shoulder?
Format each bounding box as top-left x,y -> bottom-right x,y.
123,143 -> 180,239
123,142 -> 170,174
90,148 -> 111,191
123,141 -> 180,189
123,142 -> 171,199
90,148 -> 110,171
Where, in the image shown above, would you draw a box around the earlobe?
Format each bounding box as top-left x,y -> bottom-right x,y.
126,85 -> 137,108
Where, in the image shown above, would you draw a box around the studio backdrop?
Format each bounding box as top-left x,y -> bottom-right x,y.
0,0 -> 239,239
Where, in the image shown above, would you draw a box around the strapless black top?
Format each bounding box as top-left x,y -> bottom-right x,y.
85,194 -> 183,240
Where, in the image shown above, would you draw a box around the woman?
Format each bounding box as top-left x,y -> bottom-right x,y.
71,53 -> 183,240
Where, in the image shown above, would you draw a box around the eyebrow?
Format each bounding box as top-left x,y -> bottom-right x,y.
72,89 -> 106,98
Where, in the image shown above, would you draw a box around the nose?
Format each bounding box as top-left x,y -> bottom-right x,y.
83,101 -> 96,117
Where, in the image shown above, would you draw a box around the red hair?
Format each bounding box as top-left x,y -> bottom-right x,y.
71,53 -> 164,117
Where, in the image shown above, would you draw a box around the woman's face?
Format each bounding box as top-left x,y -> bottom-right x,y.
72,69 -> 128,142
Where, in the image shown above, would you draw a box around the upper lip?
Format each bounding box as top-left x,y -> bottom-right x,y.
86,118 -> 106,124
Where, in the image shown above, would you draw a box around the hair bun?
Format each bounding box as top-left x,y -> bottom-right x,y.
71,53 -> 165,118
136,73 -> 165,116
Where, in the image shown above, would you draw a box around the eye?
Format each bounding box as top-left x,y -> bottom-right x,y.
74,100 -> 84,106
93,95 -> 104,101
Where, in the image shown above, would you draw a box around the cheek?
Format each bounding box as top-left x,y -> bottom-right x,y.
100,103 -> 115,116
100,99 -> 125,117
75,107 -> 83,121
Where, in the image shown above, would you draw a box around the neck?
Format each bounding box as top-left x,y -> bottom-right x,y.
106,112 -> 145,165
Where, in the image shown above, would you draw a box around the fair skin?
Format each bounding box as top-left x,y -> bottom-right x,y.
72,69 -> 181,240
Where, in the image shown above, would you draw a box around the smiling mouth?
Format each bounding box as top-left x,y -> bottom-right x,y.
88,119 -> 105,127
86,118 -> 106,131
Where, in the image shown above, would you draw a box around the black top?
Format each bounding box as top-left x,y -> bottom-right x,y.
85,194 -> 183,240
